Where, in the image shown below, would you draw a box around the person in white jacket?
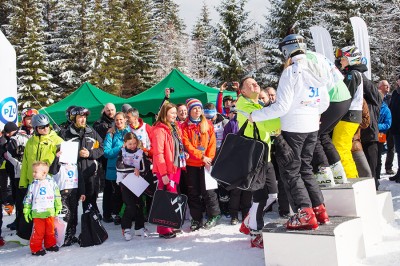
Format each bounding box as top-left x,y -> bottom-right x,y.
249,34 -> 331,230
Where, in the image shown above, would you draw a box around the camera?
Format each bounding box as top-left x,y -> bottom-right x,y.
169,87 -> 175,93
226,82 -> 233,90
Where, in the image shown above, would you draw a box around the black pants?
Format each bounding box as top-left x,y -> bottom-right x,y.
61,189 -> 79,239
229,188 -> 252,219
279,131 -> 324,210
252,162 -> 277,230
377,142 -> 385,180
103,179 -> 123,218
15,185 -> 27,231
120,183 -> 144,230
313,100 -> 351,170
385,129 -> 395,171
362,141 -> 379,189
0,169 -> 7,204
186,165 -> 221,222
271,151 -> 290,215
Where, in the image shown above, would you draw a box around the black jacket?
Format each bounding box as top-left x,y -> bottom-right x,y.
93,113 -> 114,140
389,88 -> 400,135
59,124 -> 104,195
345,64 -> 381,142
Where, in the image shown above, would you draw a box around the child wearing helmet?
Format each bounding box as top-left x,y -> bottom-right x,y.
20,108 -> 39,136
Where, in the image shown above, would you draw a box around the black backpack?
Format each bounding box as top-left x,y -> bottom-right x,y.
79,207 -> 108,247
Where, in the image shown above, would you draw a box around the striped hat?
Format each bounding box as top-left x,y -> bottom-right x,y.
186,98 -> 203,113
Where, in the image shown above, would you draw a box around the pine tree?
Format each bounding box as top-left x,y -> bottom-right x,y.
8,0 -> 58,109
261,0 -> 316,87
191,1 -> 214,83
153,0 -> 189,80
123,0 -> 159,96
0,0 -> 11,31
209,0 -> 254,87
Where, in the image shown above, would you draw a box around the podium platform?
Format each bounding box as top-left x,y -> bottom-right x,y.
262,178 -> 395,265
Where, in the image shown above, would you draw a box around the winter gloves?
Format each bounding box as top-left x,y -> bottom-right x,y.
24,212 -> 32,223
273,135 -> 295,167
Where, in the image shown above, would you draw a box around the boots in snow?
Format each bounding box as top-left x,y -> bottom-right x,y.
313,204 -> 330,225
250,230 -> 263,249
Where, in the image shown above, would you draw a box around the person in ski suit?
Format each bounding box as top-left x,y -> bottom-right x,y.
23,161 -> 62,256
249,34 -> 331,232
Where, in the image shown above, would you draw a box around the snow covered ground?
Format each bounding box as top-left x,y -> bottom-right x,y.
1,156 -> 400,266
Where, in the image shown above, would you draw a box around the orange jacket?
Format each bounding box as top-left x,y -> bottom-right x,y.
150,122 -> 180,180
181,119 -> 216,167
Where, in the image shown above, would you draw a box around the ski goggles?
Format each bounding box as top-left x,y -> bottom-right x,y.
71,108 -> 90,117
335,48 -> 361,59
37,124 -> 50,130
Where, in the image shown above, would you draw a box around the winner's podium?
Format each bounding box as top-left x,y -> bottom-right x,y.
262,178 -> 395,266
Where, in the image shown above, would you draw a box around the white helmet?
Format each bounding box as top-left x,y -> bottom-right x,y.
338,45 -> 362,66
279,34 -> 307,59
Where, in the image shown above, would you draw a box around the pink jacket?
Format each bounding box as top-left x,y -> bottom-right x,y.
151,122 -> 181,180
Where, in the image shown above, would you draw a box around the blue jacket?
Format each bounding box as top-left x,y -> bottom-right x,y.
378,101 -> 392,133
103,127 -> 130,180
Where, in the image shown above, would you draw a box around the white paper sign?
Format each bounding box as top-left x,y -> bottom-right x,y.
121,173 -> 150,197
205,167 -> 218,190
59,141 -> 79,164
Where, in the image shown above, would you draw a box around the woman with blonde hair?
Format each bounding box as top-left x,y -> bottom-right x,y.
181,98 -> 220,231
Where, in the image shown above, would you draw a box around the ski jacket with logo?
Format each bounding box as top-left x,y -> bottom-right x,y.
251,52 -> 331,133
59,125 -> 103,195
23,176 -> 62,218
19,131 -> 64,188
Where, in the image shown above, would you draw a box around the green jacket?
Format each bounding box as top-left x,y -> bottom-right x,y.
23,176 -> 62,218
236,96 -> 281,162
19,131 -> 64,188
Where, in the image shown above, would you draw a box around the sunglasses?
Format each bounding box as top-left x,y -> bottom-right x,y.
37,124 -> 50,130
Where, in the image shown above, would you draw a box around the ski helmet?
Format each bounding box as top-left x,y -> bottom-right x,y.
21,108 -> 39,126
69,106 -> 90,122
65,105 -> 77,122
279,34 -> 307,59
31,114 -> 50,129
337,45 -> 362,66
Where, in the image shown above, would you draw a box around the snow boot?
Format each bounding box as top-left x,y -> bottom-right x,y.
250,230 -> 263,249
46,245 -> 59,252
0,237 -> 5,247
32,249 -> 46,256
135,228 -> 148,238
313,204 -> 330,225
286,207 -> 318,230
230,217 -> 239,225
123,229 -> 132,241
190,220 -> 202,231
203,215 -> 221,229
314,166 -> 335,187
330,161 -> 348,184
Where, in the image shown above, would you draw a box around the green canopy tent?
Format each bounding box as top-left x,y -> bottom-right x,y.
127,69 -> 236,123
39,82 -> 127,125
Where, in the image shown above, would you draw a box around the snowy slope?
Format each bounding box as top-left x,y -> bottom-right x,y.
1,159 -> 400,266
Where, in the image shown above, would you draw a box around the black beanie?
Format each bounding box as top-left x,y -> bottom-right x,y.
3,122 -> 18,133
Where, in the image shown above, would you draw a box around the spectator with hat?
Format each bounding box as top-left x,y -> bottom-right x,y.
19,108 -> 39,136
181,98 -> 220,231
217,82 -> 239,116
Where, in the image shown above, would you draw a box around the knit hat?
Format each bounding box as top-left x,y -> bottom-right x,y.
186,98 -> 203,114
121,103 -> 133,113
3,122 -> 18,133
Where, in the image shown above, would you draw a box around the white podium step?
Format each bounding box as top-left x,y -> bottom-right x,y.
321,178 -> 382,253
262,216 -> 365,266
376,190 -> 395,225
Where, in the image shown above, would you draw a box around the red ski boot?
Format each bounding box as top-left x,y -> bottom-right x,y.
313,203 -> 330,224
239,214 -> 250,235
250,230 -> 263,249
286,207 -> 318,230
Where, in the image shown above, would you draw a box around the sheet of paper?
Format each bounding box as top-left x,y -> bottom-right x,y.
205,167 -> 218,190
121,173 -> 150,197
59,141 -> 79,164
